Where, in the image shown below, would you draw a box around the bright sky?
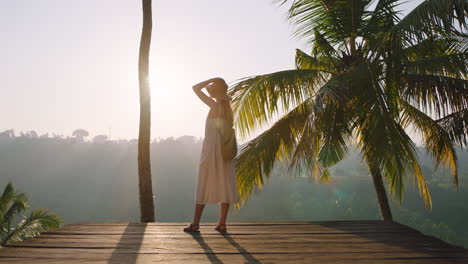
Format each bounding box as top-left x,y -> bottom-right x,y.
0,0 -> 423,141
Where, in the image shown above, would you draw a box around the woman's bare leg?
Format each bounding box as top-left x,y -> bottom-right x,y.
184,204 -> 205,232
218,203 -> 230,226
193,203 -> 205,225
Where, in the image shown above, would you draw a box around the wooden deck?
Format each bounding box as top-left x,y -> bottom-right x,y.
0,221 -> 467,263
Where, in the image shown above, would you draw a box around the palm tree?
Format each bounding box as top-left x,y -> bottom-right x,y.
137,0 -> 155,222
0,182 -> 62,246
231,0 -> 467,221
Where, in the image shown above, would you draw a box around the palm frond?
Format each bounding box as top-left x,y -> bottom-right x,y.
288,111 -> 323,182
296,49 -> 337,73
405,52 -> 468,78
286,63 -> 370,183
391,0 -> 468,42
366,0 -> 401,25
1,208 -> 62,246
361,1 -> 400,60
229,69 -> 327,139
0,183 -> 15,216
400,100 -> 458,186
437,108 -> 468,146
351,62 -> 431,206
277,0 -> 373,45
317,104 -> 350,167
1,193 -> 28,233
283,0 -> 338,42
403,74 -> 468,117
357,110 -> 431,207
234,99 -> 312,206
312,29 -> 339,57
0,183 -> 29,232
403,35 -> 468,60
289,101 -> 351,183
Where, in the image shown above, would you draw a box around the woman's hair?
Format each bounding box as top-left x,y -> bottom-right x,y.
220,100 -> 234,126
210,78 -> 233,126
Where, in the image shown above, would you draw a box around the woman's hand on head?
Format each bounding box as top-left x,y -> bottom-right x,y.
193,77 -> 222,92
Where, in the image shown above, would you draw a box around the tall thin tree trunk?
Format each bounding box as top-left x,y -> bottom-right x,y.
137,0 -> 155,223
368,164 -> 393,221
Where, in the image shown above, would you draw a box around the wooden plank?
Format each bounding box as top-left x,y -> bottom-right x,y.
62,222 -> 413,230
1,247 -> 467,258
67,220 -> 392,225
61,222 -> 410,227
53,225 -> 413,230
44,225 -> 418,235
30,233 -> 445,243
8,242 -> 464,254
0,250 -> 467,264
56,226 -> 414,232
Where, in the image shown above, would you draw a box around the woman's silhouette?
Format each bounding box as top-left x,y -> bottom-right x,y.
184,77 -> 239,234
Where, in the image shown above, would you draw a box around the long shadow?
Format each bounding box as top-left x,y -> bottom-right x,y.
319,221 -> 468,263
222,233 -> 262,264
188,232 -> 224,264
108,223 -> 147,264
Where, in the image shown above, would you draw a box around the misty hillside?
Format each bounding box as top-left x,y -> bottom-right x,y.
1,129 -> 467,247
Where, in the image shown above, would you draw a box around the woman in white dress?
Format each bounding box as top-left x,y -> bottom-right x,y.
184,77 -> 239,234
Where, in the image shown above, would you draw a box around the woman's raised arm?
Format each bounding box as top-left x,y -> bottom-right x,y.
192,78 -> 216,108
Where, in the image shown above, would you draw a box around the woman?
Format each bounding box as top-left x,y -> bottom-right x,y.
183,77 -> 239,234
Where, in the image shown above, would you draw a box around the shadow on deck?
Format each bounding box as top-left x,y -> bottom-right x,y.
0,221 -> 467,263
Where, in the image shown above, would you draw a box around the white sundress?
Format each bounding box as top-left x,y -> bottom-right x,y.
195,106 -> 239,204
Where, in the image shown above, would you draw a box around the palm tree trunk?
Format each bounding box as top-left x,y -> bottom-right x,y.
368,166 -> 393,221
137,0 -> 155,223
350,35 -> 356,57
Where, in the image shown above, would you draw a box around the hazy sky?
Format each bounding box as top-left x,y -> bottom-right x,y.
1,0 -> 423,141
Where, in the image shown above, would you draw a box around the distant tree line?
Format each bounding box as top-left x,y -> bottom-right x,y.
0,129 -> 466,248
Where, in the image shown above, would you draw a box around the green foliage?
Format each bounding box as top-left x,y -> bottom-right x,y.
230,0 -> 468,208
0,135 -> 466,247
0,182 -> 62,246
